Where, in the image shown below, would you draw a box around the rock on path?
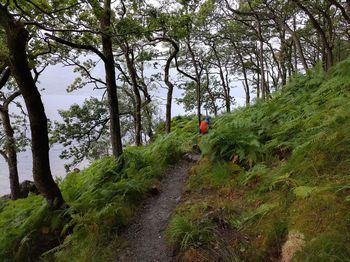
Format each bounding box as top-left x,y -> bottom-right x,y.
116,159 -> 194,262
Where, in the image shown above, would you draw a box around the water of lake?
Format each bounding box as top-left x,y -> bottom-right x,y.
0,144 -> 87,196
0,95 -> 92,196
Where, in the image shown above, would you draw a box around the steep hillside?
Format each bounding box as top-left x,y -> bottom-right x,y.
1,59 -> 350,261
167,60 -> 350,261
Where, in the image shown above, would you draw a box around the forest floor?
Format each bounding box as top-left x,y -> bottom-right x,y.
116,155 -> 198,262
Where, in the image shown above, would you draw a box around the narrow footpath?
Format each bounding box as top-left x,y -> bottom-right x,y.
116,157 -> 197,262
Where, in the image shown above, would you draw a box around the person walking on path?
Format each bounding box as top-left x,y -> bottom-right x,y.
199,116 -> 210,134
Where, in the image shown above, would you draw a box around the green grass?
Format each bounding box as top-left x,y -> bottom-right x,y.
167,215 -> 215,250
0,115 -> 198,261
167,59 -> 350,261
0,194 -> 68,261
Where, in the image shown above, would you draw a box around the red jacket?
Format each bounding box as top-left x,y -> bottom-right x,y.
199,120 -> 209,134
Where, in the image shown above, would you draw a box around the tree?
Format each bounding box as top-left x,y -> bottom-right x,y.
0,4 -> 64,207
146,8 -> 181,133
0,66 -> 21,199
162,39 -> 179,133
99,0 -> 124,155
206,39 -> 233,112
292,0 -> 335,70
45,0 -> 123,157
51,95 -> 136,170
173,3 -> 205,128
111,1 -> 155,145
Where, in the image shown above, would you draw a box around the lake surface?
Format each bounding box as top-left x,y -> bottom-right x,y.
0,95 -> 91,195
0,144 -> 86,196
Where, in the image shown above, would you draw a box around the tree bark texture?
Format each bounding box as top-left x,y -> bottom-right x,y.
100,0 -> 123,157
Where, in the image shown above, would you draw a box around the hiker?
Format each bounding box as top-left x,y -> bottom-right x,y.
199,116 -> 210,134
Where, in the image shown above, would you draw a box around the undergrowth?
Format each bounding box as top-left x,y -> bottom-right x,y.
0,116 -> 198,261
167,59 -> 350,261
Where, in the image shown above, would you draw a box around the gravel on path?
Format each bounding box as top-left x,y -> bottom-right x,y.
116,159 -> 194,262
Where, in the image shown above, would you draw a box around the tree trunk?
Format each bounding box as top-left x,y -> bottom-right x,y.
124,48 -> 142,146
0,109 -> 20,199
0,67 -> 20,199
327,0 -> 350,24
100,0 -> 123,157
205,68 -> 218,116
212,44 -> 230,112
224,67 -> 231,112
174,40 -> 201,127
0,5 -> 64,207
186,41 -> 202,128
164,40 -> 179,134
143,105 -> 154,142
284,24 -> 309,72
242,81 -> 250,106
46,1 -> 124,158
222,70 -> 230,112
255,14 -> 266,100
293,0 -> 334,70
256,67 -> 260,99
279,29 -> 288,86
232,40 -> 250,105
196,82 -> 201,127
323,8 -> 335,68
293,15 -> 298,72
165,80 -> 173,134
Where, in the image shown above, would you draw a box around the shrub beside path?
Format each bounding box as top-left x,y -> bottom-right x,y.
116,156 -> 198,262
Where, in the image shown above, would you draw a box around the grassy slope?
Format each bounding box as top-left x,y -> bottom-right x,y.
0,116 -> 198,261
167,60 -> 350,261
1,59 -> 350,261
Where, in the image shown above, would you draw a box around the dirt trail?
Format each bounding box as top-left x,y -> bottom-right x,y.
116,157 -> 197,262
